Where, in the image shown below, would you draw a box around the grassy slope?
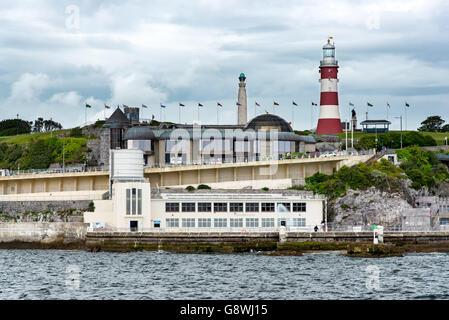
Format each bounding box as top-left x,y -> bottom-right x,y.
336,131 -> 449,146
0,130 -> 70,145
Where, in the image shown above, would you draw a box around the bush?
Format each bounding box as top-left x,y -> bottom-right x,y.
186,185 -> 195,191
197,184 -> 211,189
262,187 -> 269,191
86,202 -> 95,212
69,127 -> 83,138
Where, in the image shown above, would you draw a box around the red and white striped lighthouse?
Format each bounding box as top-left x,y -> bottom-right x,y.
316,38 -> 343,134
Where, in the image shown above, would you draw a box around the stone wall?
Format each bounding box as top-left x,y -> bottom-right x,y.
0,222 -> 88,244
0,200 -> 91,222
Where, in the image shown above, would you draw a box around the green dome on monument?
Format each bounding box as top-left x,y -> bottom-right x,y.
239,73 -> 245,78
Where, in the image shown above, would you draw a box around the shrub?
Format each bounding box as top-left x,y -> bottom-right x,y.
197,184 -> 211,189
186,185 -> 195,191
262,187 -> 269,191
86,201 -> 95,212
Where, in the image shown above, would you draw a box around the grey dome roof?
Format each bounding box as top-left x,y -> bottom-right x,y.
323,42 -> 335,49
244,114 -> 293,132
124,126 -> 156,140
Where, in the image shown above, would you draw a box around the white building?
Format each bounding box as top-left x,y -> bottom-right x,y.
84,149 -> 327,232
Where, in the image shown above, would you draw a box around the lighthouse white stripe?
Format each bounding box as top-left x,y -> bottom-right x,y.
318,105 -> 341,119
320,78 -> 338,92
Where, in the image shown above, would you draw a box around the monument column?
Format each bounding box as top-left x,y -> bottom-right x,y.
237,73 -> 248,125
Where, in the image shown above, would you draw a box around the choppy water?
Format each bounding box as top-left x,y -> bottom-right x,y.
0,249 -> 449,299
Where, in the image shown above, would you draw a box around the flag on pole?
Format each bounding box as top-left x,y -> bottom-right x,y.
85,104 -> 92,108
288,121 -> 292,125
387,102 -> 390,108
104,104 -> 110,109
142,104 -> 148,108
160,104 -> 166,108
179,103 -> 185,107
236,102 -> 241,106
312,102 -> 318,106
217,102 -> 222,107
349,102 -> 354,106
405,102 -> 410,107
367,102 -> 373,107
273,101 -> 279,106
255,102 -> 260,106
292,101 -> 298,106
198,103 -> 203,107
152,114 -> 155,120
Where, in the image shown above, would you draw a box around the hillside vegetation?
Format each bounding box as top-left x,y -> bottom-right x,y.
301,146 -> 449,200
0,131 -> 88,170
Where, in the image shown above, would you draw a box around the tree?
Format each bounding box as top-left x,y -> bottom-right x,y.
441,124 -> 449,132
418,116 -> 445,132
0,119 -> 32,136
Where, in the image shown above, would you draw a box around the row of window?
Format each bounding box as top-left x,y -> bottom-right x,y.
165,202 -> 306,213
165,217 -> 306,228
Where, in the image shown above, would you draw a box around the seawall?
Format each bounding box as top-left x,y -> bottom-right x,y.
0,222 -> 88,249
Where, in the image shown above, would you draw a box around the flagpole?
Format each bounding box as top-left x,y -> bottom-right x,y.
345,118 -> 348,151
160,104 -> 162,122
179,105 -> 181,124
405,105 -> 407,131
292,104 -> 294,129
351,116 -> 354,149
217,105 -> 219,125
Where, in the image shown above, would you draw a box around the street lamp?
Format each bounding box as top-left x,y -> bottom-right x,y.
394,115 -> 403,149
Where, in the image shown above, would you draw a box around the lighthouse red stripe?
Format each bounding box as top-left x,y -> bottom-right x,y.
320,92 -> 339,106
320,67 -> 338,79
316,118 -> 343,134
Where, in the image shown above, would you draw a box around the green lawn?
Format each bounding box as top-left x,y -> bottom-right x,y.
336,131 -> 449,146
0,130 -> 69,145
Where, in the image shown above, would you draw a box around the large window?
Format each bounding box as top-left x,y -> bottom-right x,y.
235,140 -> 250,152
165,202 -> 179,212
201,139 -> 231,152
126,188 -> 142,215
440,218 -> 449,225
261,203 -> 275,212
230,203 -> 243,212
182,203 -> 196,212
246,203 -> 259,212
262,218 -> 275,228
214,203 -> 228,212
198,218 -> 211,228
293,202 -> 306,212
276,141 -> 292,153
214,218 -> 227,228
230,218 -> 243,228
292,218 -> 306,227
182,218 -> 195,228
246,218 -> 259,228
198,202 -> 211,212
166,218 -> 179,228
277,203 -> 291,212
128,140 -> 151,152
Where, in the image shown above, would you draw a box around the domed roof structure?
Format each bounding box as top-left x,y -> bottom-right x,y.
124,126 -> 156,140
244,114 -> 293,132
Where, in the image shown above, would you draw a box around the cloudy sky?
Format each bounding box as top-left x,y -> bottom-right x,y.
0,0 -> 448,131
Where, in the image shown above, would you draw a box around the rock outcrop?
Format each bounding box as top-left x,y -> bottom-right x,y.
330,180 -> 420,227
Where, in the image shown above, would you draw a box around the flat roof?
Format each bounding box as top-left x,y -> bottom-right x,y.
151,188 -> 325,200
